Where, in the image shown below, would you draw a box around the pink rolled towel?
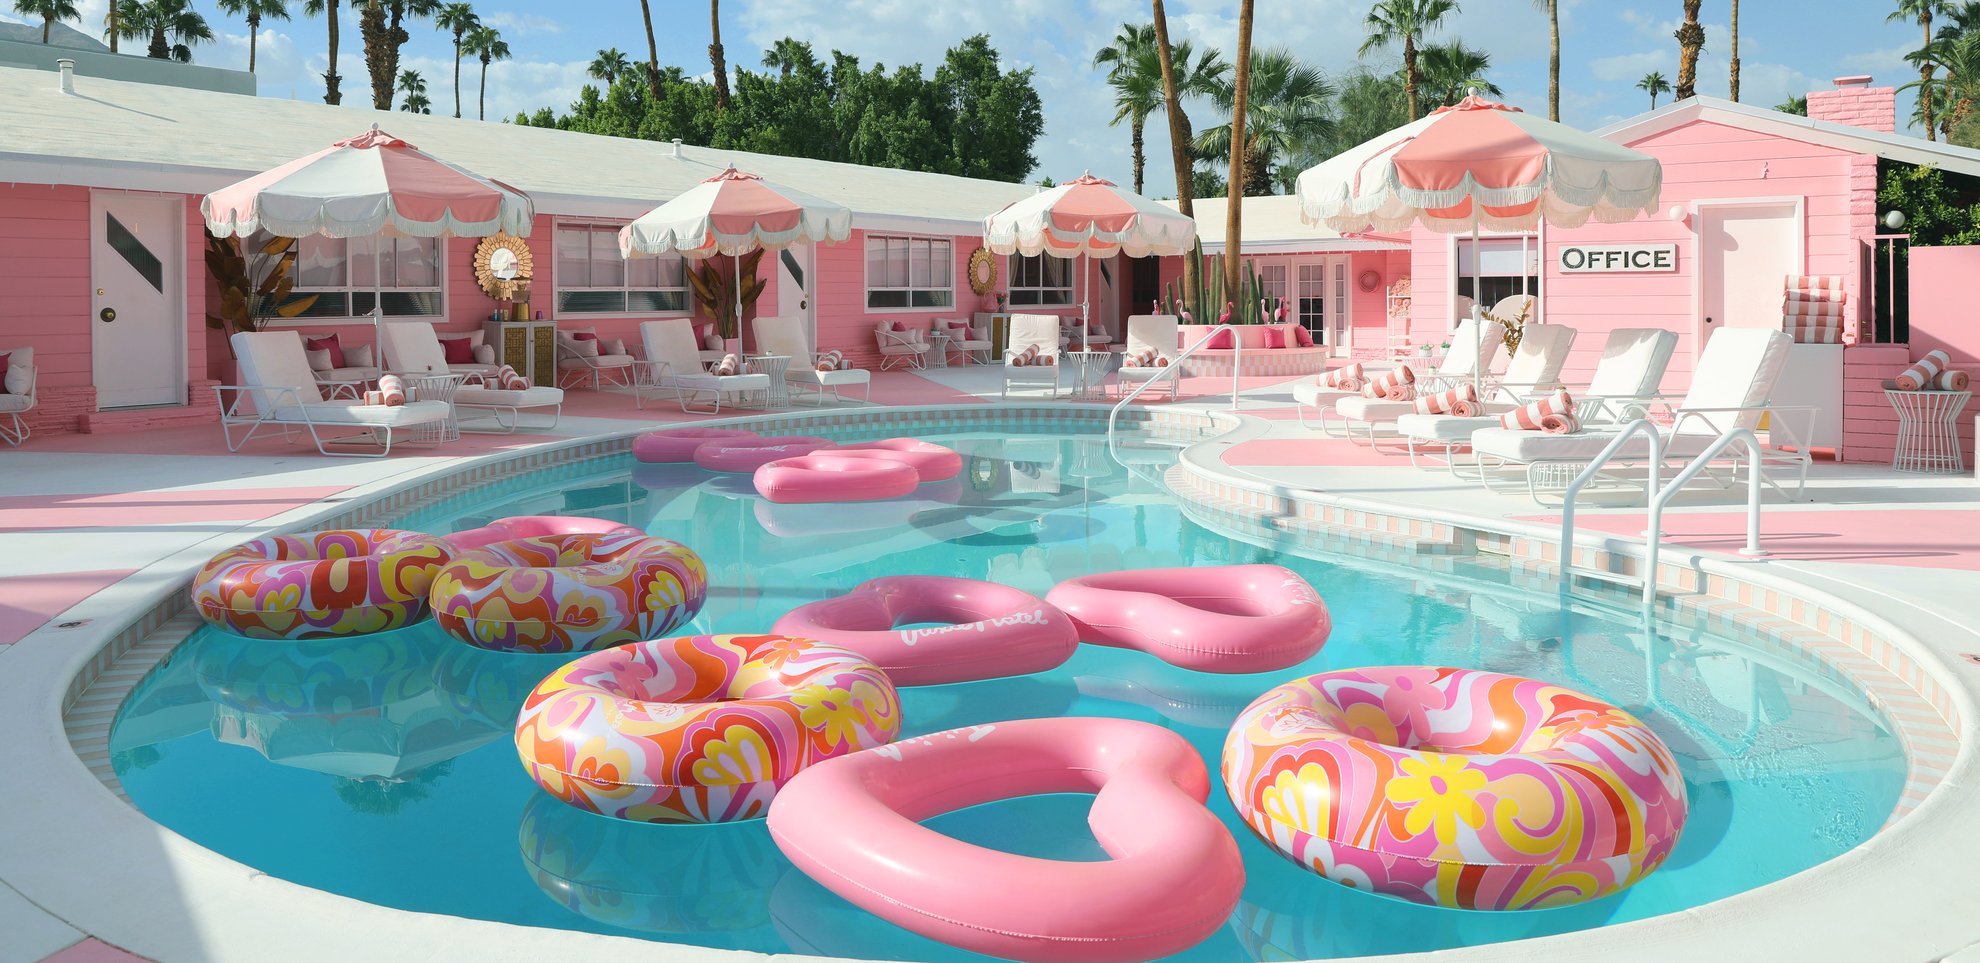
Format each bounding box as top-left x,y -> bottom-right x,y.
1782,298 -> 1844,318
1362,365 -> 1416,401
1413,384 -> 1479,416
1501,389 -> 1576,430
496,364 -> 531,390
1321,362 -> 1365,391
1539,411 -> 1583,434
1895,350 -> 1951,390
376,374 -> 407,406
1935,369 -> 1970,391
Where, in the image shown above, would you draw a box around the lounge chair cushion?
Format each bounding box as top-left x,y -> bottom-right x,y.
1396,413 -> 1503,444
1469,425 -> 1721,463
1334,396 -> 1416,422
271,399 -> 451,426
560,353 -> 634,369
1292,382 -> 1356,407
1585,329 -> 1679,398
456,385 -> 563,407
0,392 -> 31,413
789,367 -> 871,387
674,371 -> 772,393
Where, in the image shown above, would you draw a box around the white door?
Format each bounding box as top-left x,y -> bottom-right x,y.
91,192 -> 185,408
776,244 -> 815,353
1697,200 -> 1801,359
1295,257 -> 1353,353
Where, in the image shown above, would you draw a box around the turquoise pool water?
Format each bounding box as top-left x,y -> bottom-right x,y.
110,422 -> 1907,960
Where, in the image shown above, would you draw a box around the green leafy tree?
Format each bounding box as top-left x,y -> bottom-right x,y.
1776,94 -> 1807,115
12,0 -> 81,44
1893,0 -> 1956,140
1360,0 -> 1460,121
398,68 -> 429,112
116,0 -> 213,63
300,0 -> 342,103
1879,161 -> 1980,246
1639,70 -> 1672,109
934,35 -> 1045,181
1325,69 -> 1408,158
590,47 -> 630,86
1415,40 -> 1498,108
465,22 -> 507,121
1198,48 -> 1335,195
434,2 -> 477,118
214,0 -> 288,73
1094,23 -> 1158,194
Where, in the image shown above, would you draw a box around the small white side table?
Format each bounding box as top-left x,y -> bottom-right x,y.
1066,350 -> 1114,400
1886,389 -> 1972,473
925,331 -> 951,368
401,372 -> 468,442
746,354 -> 792,408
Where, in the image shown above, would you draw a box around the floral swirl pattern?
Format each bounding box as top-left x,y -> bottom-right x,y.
429,532 -> 708,653
1222,666 -> 1689,910
514,634 -> 900,823
190,529 -> 454,640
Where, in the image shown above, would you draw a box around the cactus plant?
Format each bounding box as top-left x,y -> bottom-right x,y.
1156,239 -> 1286,327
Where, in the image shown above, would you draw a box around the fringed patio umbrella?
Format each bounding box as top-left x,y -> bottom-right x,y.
1296,95 -> 1662,390
983,173 -> 1197,347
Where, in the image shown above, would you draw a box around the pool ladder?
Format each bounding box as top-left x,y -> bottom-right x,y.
1105,323 -> 1241,461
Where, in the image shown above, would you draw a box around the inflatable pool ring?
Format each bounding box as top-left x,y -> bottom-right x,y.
430,531 -> 707,653
1222,666 -> 1689,911
753,454 -> 919,504
772,576 -> 1079,686
1045,564 -> 1329,673
444,514 -> 641,552
515,633 -> 899,823
634,427 -> 760,463
191,528 -> 453,640
824,438 -> 963,482
694,436 -> 835,473
767,716 -> 1244,963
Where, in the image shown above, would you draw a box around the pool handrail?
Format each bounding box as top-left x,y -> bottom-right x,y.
1105,322 -> 1240,456
1641,427 -> 1768,605
1557,418 -> 1662,586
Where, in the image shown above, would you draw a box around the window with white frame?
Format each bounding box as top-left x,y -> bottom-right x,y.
282,233 -> 444,319
865,235 -> 953,309
1008,253 -> 1072,306
1454,235 -> 1541,319
556,223 -> 689,314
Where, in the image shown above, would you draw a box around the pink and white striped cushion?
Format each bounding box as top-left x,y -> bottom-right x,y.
1361,365 -> 1416,401
1413,383 -> 1480,416
1500,389 -> 1575,430
1782,298 -> 1844,318
1786,275 -> 1846,298
1783,319 -> 1842,344
1895,350 -> 1952,390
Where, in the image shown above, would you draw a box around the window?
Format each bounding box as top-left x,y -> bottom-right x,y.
1008,253 -> 1072,306
1454,235 -> 1541,318
556,223 -> 689,314
282,234 -> 443,319
865,235 -> 953,309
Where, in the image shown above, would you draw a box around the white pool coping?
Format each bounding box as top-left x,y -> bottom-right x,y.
1,401 -> 1975,963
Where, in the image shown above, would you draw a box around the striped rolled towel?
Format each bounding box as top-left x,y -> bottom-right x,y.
1501,389 -> 1576,430
1321,362 -> 1365,390
1895,350 -> 1952,390
376,374 -> 407,406
1361,365 -> 1416,401
1936,369 -> 1971,391
496,365 -> 531,390
1786,275 -> 1847,298
1782,297 -> 1844,318
1413,383 -> 1480,416
361,389 -> 386,406
1539,411 -> 1583,434
1009,344 -> 1038,367
815,349 -> 844,372
1123,348 -> 1159,368
1783,319 -> 1842,344
714,353 -> 742,376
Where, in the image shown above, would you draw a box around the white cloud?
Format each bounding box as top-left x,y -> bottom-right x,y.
1590,50 -> 1671,84
482,12 -> 564,37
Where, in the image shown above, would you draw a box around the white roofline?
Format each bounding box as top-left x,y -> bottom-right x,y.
1593,95 -> 1980,178
1203,239 -> 1408,254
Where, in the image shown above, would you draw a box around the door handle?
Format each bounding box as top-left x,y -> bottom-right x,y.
99,307 -> 117,323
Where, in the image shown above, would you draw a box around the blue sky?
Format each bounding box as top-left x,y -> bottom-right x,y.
7,1 -> 1930,192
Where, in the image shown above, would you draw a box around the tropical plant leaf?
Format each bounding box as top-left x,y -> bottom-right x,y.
271,275 -> 296,303
275,294 -> 321,318
261,235 -> 295,256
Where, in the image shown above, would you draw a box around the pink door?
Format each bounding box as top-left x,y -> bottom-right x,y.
1696,200 -> 1800,359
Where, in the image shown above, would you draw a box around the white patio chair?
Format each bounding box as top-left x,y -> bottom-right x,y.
1332,323 -> 1575,445
1066,317 -> 1114,351
555,326 -> 637,390
1305,315 -> 1506,435
1467,328 -> 1810,502
0,346 -> 37,446
219,331 -> 451,457
1112,314 -> 1182,401
1003,313 -> 1066,398
381,322 -> 562,433
638,318 -> 770,413
936,319 -> 992,365
753,314 -> 871,405
873,322 -> 931,370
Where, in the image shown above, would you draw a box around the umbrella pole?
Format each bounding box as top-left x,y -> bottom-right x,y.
1472,221 -> 1483,395
734,252 -> 744,355
1081,254 -> 1090,350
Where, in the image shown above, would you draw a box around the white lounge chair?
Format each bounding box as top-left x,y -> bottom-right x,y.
432,328 -> 503,384
219,331 -> 451,457
1467,328 -> 1810,502
1003,313 -> 1066,398
1303,315 -> 1507,435
638,318 -> 770,413
0,346 -> 36,446
936,318 -> 992,365
1064,317 -> 1114,351
1333,323 -> 1576,445
381,322 -> 563,432
1112,314 -> 1182,401
753,314 -> 871,405
873,322 -> 931,371
555,326 -> 637,390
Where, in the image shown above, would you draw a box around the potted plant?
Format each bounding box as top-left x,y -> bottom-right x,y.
204,234 -> 321,379
686,250 -> 766,354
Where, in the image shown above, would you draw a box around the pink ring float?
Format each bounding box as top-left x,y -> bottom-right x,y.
633,427 -> 759,463
694,435 -> 834,473
771,576 -> 1078,686
767,717 -> 1244,963
825,438 -> 962,481
753,454 -> 918,504
1045,564 -> 1330,673
443,515 -> 640,552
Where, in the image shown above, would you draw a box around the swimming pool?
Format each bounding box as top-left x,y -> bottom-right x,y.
109,420 -> 1907,961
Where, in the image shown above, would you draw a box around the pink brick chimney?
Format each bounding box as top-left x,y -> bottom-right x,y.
1806,75 -> 1897,133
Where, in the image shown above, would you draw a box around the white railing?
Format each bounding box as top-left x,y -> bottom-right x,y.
1557,419 -> 1662,586
1641,428 -> 1768,604
1105,323 -> 1241,454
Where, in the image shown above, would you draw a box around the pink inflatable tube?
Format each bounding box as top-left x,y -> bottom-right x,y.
826,438 -> 962,482
694,436 -> 835,473
633,427 -> 759,463
771,576 -> 1078,686
766,716 -> 1244,963
753,454 -> 919,504
1044,564 -> 1329,674
443,515 -> 640,552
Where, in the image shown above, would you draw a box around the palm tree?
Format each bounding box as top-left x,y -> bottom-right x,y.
1534,0 -> 1559,120
213,0 -> 287,73
1674,0 -> 1705,101
589,47 -> 629,87
1775,94 -> 1808,115
434,2 -> 476,118
1224,0 -> 1256,300
116,0 -> 214,62
1198,48 -> 1335,196
761,37 -> 815,78
1415,40 -> 1499,108
708,0 -> 730,112
12,0 -> 81,43
362,0 -> 439,111
1729,0 -> 1741,100
1360,0 -> 1462,122
397,68 -> 427,111
104,3 -> 117,51
1638,70 -> 1672,109
301,0 -> 342,104
637,0 -> 660,98
1893,1 -> 1955,140
1094,23 -> 1158,194
1151,0 -> 1203,308
465,23 -> 507,121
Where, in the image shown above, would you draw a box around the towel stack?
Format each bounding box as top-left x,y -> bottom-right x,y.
1781,276 -> 1846,344
1887,349 -> 1970,391
1501,389 -> 1579,433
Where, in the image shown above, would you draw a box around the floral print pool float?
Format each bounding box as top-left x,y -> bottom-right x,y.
191,528 -> 453,640
429,531 -> 707,653
1222,666 -> 1688,910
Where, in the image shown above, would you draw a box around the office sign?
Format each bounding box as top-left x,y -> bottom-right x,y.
1558,243 -> 1678,274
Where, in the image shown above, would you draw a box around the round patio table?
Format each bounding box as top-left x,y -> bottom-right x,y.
1886,389 -> 1972,473
746,354 -> 792,409
925,331 -> 951,368
1066,350 -> 1115,400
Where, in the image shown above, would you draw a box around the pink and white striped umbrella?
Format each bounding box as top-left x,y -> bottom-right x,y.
982,172 -> 1197,259
1296,95 -> 1662,235
618,166 -> 852,258
201,125 -> 534,239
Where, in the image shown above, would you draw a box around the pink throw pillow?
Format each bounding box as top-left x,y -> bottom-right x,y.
891,320 -> 910,332
1207,329 -> 1234,350
1261,327 -> 1284,349
0,352 -> 10,393
571,331 -> 600,342
303,334 -> 344,368
1293,325 -> 1314,347
439,335 -> 476,365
